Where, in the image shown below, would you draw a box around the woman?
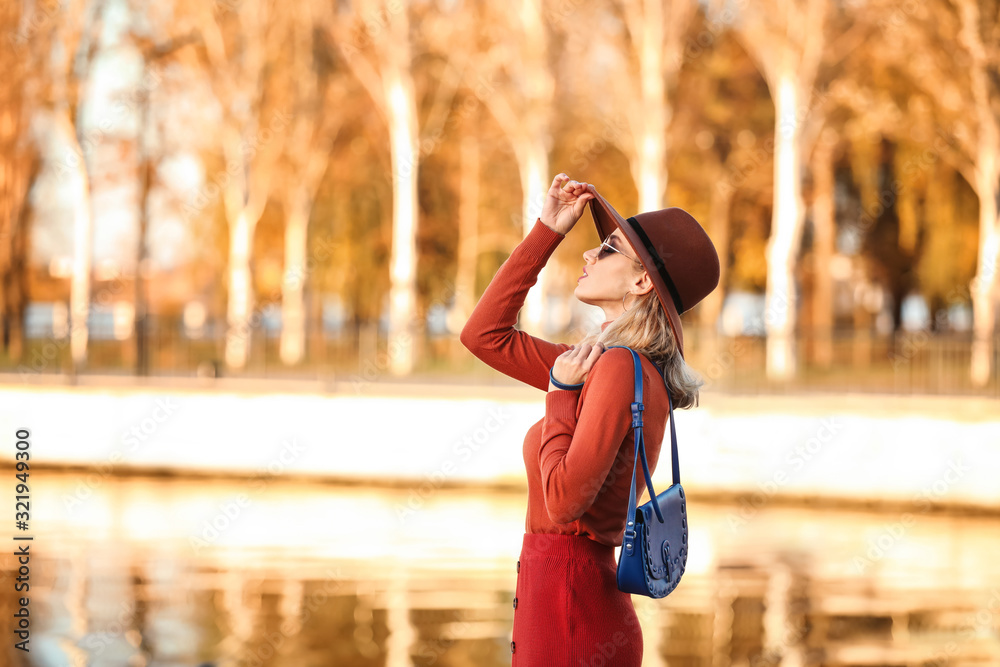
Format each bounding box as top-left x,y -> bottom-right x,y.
460,173 -> 720,665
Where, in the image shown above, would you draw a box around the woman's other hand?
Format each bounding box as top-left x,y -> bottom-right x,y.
549,343 -> 605,390
540,173 -> 595,236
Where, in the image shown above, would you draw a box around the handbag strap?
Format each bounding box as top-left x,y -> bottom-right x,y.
605,346 -> 678,547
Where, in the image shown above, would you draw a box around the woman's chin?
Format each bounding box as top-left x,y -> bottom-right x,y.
573,286 -> 594,306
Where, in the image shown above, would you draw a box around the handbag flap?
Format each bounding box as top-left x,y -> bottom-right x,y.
638,483 -> 687,580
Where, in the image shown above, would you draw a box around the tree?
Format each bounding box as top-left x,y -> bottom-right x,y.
328,0 -> 422,375
669,22 -> 774,335
473,0 -> 556,334
40,0 -> 105,371
872,0 -> 1000,385
715,0 -> 868,380
275,4 -> 342,366
191,0 -> 287,371
727,0 -> 827,380
130,31 -> 201,375
948,0 -> 1000,386
0,0 -> 43,363
614,0 -> 697,213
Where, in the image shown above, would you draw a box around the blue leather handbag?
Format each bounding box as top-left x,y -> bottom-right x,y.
608,346 -> 687,599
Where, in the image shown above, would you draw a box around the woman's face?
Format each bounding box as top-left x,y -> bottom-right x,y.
574,228 -> 653,316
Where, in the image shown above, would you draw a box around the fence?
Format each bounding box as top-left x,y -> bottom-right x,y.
2,317 -> 998,397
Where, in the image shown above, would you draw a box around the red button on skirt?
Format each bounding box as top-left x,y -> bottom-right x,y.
511,533 -> 642,666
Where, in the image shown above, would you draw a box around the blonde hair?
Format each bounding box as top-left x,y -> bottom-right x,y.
578,289 -> 703,409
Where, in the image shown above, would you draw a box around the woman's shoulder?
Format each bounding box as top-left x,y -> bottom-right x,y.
597,345 -> 637,362
595,346 -> 661,373
585,346 -> 655,390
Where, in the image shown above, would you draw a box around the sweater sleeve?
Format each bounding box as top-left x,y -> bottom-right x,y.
537,347 -> 636,524
460,218 -> 574,391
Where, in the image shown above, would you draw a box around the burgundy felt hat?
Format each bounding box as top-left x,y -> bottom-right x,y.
587,185 -> 720,357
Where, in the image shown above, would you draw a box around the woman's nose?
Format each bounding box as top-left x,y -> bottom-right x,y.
583,247 -> 599,263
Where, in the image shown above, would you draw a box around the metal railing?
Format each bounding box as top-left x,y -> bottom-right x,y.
2,318 -> 998,397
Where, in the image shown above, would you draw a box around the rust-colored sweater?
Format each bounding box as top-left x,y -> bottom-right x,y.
460,218 -> 669,547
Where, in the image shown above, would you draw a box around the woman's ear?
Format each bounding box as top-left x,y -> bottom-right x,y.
632,270 -> 654,295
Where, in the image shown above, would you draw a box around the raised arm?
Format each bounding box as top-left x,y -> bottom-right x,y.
460,174 -> 595,391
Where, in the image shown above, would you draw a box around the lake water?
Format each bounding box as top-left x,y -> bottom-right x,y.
3,470 -> 999,667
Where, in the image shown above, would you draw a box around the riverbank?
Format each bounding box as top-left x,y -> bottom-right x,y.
1,376 -> 997,511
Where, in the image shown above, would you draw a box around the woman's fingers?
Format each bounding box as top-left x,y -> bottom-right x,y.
583,342 -> 604,368
552,341 -> 604,387
551,174 -> 589,198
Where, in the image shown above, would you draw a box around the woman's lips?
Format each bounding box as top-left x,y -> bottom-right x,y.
578,268 -> 588,281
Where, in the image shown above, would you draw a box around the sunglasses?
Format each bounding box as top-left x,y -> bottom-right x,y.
598,238 -> 641,263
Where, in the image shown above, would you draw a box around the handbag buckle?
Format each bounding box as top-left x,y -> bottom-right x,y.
623,527 -> 636,555
630,402 -> 644,428
662,541 -> 671,578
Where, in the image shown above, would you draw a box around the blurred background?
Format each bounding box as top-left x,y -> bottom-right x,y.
0,0 -> 999,665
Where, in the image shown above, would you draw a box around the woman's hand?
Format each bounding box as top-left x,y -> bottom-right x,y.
549,343 -> 605,391
539,173 -> 595,236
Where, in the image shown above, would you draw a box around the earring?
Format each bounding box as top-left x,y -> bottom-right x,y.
622,291 -> 633,312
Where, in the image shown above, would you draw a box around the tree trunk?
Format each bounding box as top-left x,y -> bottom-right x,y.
698,177 -> 732,331
954,0 -> 999,386
225,208 -> 256,369
136,87 -> 152,376
970,155 -> 999,387
811,129 -> 837,369
1,149 -> 35,364
519,142 -> 550,334
57,111 -> 94,371
219,116 -> 279,371
634,0 -> 667,213
385,70 -> 420,376
765,67 -> 805,380
509,0 -> 552,336
448,133 -> 479,334
279,185 -> 309,366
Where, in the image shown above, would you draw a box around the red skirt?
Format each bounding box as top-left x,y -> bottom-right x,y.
510,533 -> 643,666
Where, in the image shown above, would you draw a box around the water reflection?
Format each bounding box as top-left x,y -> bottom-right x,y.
2,471 -> 999,667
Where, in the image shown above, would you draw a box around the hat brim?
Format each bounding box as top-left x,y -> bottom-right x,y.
586,185 -> 686,357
